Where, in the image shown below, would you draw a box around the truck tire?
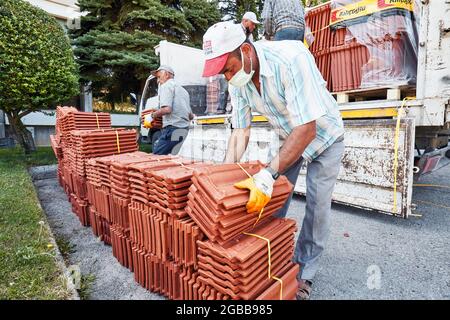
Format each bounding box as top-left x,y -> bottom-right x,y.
445,149 -> 450,159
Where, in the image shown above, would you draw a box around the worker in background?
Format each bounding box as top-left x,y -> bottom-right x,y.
261,0 -> 306,41
241,11 -> 260,41
144,65 -> 194,155
201,22 -> 344,300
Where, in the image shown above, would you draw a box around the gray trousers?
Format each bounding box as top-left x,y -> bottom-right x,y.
274,136 -> 345,281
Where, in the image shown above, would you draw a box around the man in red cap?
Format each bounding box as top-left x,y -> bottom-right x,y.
202,21 -> 345,300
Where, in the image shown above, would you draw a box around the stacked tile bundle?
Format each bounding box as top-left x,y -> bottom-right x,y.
148,163 -> 212,218
197,217 -> 299,300
64,128 -> 138,225
55,106 -> 111,150
90,155 -> 300,299
329,41 -> 370,92
52,107 -> 116,226
51,107 -> 145,229
127,157 -> 214,297
86,152 -> 153,247
305,1 -> 339,91
175,162 -> 299,300
185,162 -> 293,245
52,110 -> 301,299
108,153 -> 179,268
305,1 -> 418,92
354,13 -> 418,88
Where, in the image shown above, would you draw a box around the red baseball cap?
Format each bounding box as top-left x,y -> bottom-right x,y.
202,52 -> 230,77
202,22 -> 246,78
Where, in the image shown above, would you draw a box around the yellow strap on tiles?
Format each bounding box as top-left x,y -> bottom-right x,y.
115,130 -> 121,154
253,207 -> 264,228
95,113 -> 100,129
171,160 -> 187,168
271,276 -> 283,300
237,163 -> 252,178
237,163 -> 265,227
303,38 -> 309,49
304,23 -> 334,49
393,96 -> 415,215
243,232 -> 271,279
243,232 -> 284,300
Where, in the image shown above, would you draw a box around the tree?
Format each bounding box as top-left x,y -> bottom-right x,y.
0,0 -> 79,153
71,0 -> 221,108
220,0 -> 263,22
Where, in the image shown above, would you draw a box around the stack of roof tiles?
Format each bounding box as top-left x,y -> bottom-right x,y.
126,158 -> 213,298
197,217 -> 299,300
185,162 -> 293,244
55,106 -> 111,149
51,106 -> 143,229
305,1 -> 338,91
108,153 -> 175,268
148,163 -> 212,218
65,128 -> 138,227
305,1 -> 417,92
86,152 -> 152,247
52,108 -> 301,299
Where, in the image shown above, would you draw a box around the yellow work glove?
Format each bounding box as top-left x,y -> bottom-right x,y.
143,114 -> 153,128
234,168 -> 274,214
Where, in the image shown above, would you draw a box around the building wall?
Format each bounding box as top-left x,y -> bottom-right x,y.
25,0 -> 80,23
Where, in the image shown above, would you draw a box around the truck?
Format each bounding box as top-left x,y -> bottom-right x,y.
139,0 -> 450,219
139,40 -> 208,145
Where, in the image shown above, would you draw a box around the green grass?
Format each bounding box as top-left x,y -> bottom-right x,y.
139,142 -> 152,153
0,146 -> 57,167
78,274 -> 95,300
0,146 -> 70,299
55,236 -> 75,264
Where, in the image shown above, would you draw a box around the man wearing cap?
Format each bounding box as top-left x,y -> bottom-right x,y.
146,65 -> 194,155
261,0 -> 306,41
202,22 -> 345,300
241,11 -> 260,41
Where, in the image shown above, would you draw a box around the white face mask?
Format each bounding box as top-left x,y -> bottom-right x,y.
229,48 -> 255,88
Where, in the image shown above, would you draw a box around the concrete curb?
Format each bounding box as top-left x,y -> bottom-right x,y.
29,165 -> 80,300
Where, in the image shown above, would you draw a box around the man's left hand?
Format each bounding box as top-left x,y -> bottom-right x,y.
234,168 -> 274,214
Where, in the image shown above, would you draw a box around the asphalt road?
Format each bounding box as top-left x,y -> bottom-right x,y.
34,161 -> 450,300
286,159 -> 450,299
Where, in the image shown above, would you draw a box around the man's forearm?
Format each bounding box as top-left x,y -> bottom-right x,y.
224,127 -> 251,163
269,121 -> 316,174
153,106 -> 172,118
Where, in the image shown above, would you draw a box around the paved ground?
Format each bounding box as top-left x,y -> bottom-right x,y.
33,162 -> 450,300
286,159 -> 450,300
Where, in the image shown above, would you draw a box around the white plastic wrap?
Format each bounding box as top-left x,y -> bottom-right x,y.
330,0 -> 420,89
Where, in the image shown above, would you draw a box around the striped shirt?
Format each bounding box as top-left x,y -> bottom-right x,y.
261,0 -> 305,37
229,40 -> 344,162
